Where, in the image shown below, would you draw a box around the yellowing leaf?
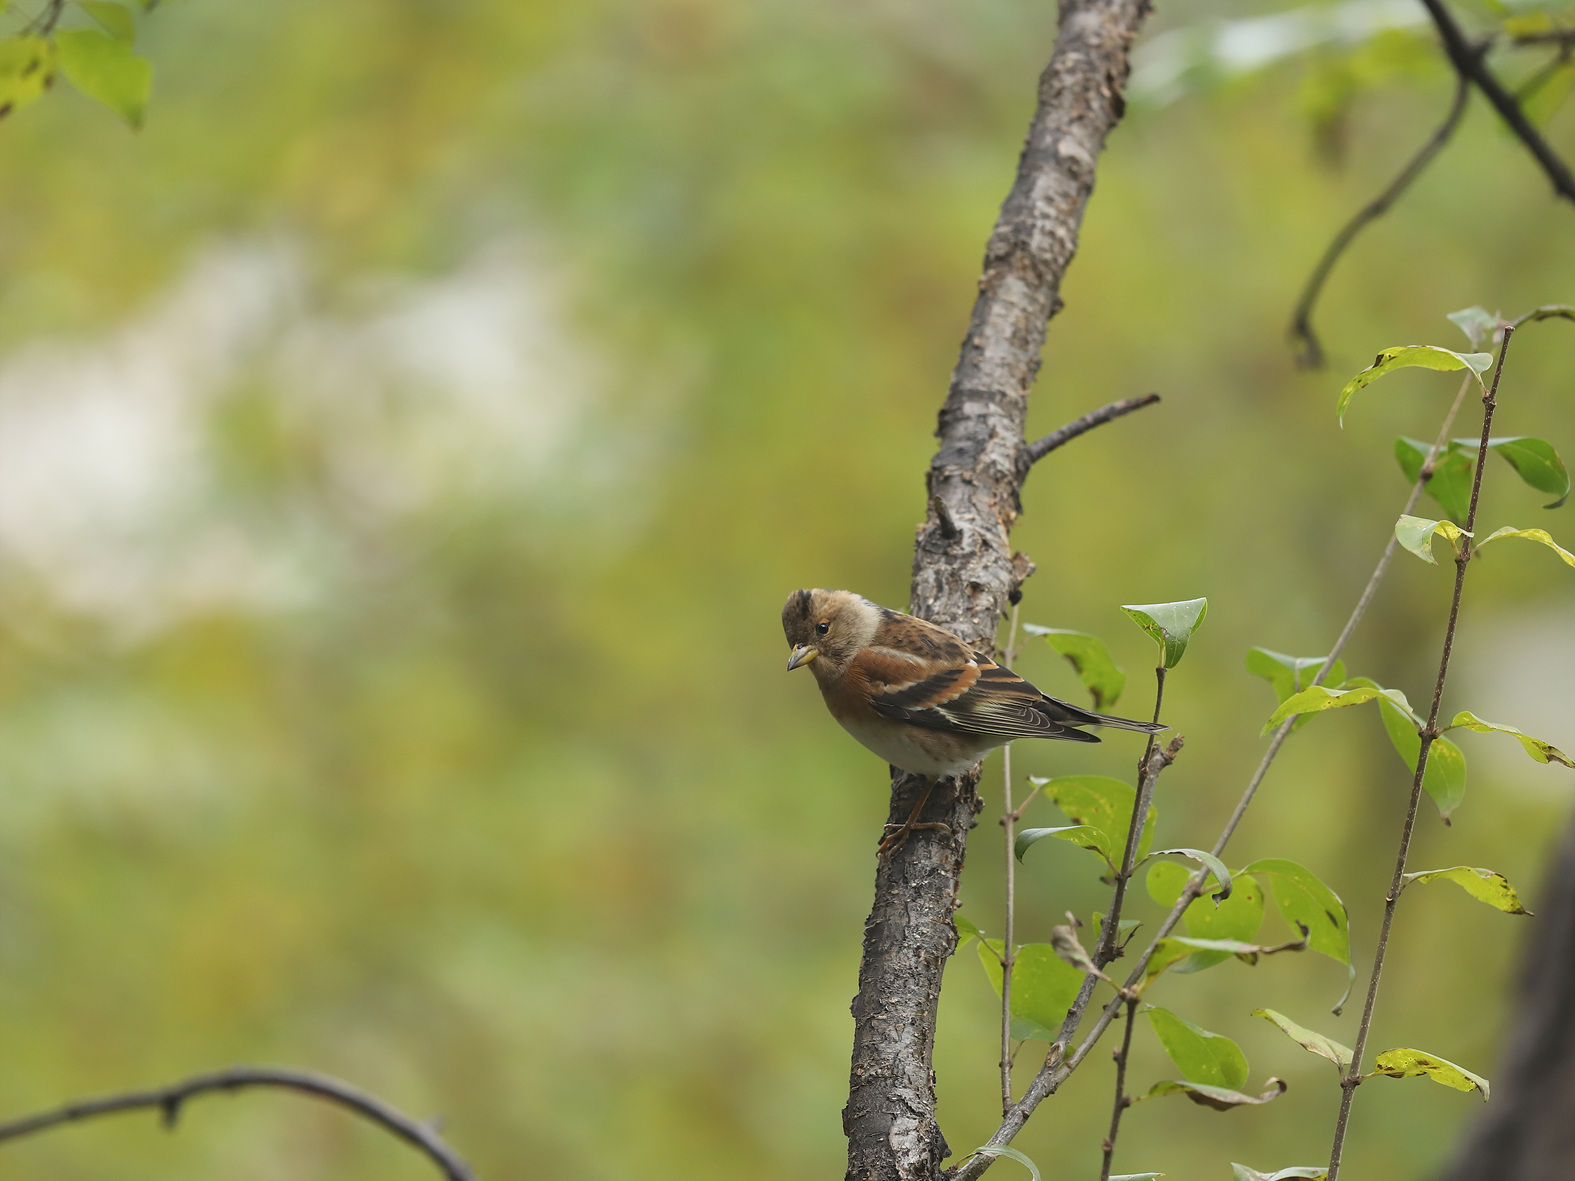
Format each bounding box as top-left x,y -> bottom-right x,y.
1402,866 -> 1532,915
1371,1047 -> 1489,1099
1395,514 -> 1470,565
1447,711 -> 1575,768
1475,526 -> 1575,568
0,35 -> 56,120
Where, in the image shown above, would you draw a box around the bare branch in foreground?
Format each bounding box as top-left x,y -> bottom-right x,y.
1290,71 -> 1470,368
0,1066 -> 478,1181
1019,393 -> 1161,472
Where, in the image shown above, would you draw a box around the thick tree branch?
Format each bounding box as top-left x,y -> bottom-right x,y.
1019,394 -> 1160,472
0,1066 -> 478,1181
843,2 -> 1151,1178
1420,0 -> 1575,203
1290,71 -> 1471,368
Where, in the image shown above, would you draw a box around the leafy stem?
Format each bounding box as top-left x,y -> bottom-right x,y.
1325,323 -> 1517,1180
947,364 -> 1481,1179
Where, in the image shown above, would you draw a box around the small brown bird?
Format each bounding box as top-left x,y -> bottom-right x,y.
782,588 -> 1165,852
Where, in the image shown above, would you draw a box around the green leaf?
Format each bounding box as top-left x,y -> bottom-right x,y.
1146,1006 -> 1249,1089
1395,514 -> 1470,564
1485,437 -> 1570,509
0,35 -> 57,119
1149,848 -> 1233,902
1251,1008 -> 1353,1072
1245,647 -> 1347,704
1014,825 -> 1105,865
1261,682 -> 1415,735
1475,525 -> 1575,567
1402,866 -> 1532,915
1110,1176 -> 1166,1181
79,0 -> 137,42
967,1145 -> 1041,1181
1241,859 -> 1353,1008
1142,1079 -> 1285,1111
977,941 -> 1085,1041
1447,306 -> 1501,349
1030,776 -> 1156,874
954,913 -> 984,947
1352,679 -> 1467,822
1371,1048 -> 1489,1100
1394,437 -> 1475,521
1231,1166 -> 1327,1181
1121,598 -> 1208,669
1336,345 -> 1492,427
55,28 -> 152,128
1024,626 -> 1127,710
1446,710 -> 1575,768
1146,861 -> 1265,973
1144,933 -> 1306,982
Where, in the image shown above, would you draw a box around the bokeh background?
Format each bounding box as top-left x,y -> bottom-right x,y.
0,0 -> 1571,1178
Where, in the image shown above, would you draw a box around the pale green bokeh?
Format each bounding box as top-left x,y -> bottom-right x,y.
0,2 -> 1571,1179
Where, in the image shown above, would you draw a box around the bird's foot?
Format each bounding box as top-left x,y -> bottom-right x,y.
877,819 -> 953,856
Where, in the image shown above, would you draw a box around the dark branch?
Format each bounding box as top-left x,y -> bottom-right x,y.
1289,71 -> 1470,368
1019,394 -> 1160,473
1421,0 -> 1575,203
1511,29 -> 1575,48
846,1 -> 1152,1178
0,1066 -> 478,1181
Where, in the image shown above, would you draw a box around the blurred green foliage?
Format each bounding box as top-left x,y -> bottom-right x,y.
0,1 -> 1571,1179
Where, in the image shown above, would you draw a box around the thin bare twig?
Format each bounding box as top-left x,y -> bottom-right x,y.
1000,602 -> 1024,1116
0,1066 -> 478,1181
1421,0 -> 1575,203
1099,997 -> 1140,1181
1290,72 -> 1471,368
1020,394 -> 1161,473
1326,325 -> 1517,1180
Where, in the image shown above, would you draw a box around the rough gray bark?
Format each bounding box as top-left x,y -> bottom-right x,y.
1437,815 -> 1575,1181
842,2 -> 1151,1178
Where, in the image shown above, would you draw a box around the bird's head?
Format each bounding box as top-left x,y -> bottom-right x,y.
782,588 -> 881,678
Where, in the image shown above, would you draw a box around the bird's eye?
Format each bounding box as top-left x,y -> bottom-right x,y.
816,621 -> 829,636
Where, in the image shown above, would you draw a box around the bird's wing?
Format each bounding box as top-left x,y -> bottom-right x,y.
853,613 -> 1104,743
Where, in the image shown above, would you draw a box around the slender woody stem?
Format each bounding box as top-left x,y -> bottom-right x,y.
947,375 -> 1478,1180
1099,997 -> 1139,1181
1325,325 -> 1517,1181
1001,602 -> 1023,1115
1099,667 -> 1167,962
0,1066 -> 477,1181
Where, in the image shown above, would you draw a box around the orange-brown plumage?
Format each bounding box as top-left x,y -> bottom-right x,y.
783,588 -> 1165,781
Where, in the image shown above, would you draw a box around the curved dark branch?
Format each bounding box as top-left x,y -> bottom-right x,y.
1421,0 -> 1575,203
0,1066 -> 478,1181
1019,393 -> 1160,473
1289,71 -> 1470,368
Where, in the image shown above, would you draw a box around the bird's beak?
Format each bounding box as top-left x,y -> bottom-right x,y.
787,644 -> 819,671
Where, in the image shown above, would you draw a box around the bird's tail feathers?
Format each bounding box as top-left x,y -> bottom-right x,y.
1087,711 -> 1168,735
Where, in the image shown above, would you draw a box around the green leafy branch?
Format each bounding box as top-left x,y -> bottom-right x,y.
0,0 -> 156,128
